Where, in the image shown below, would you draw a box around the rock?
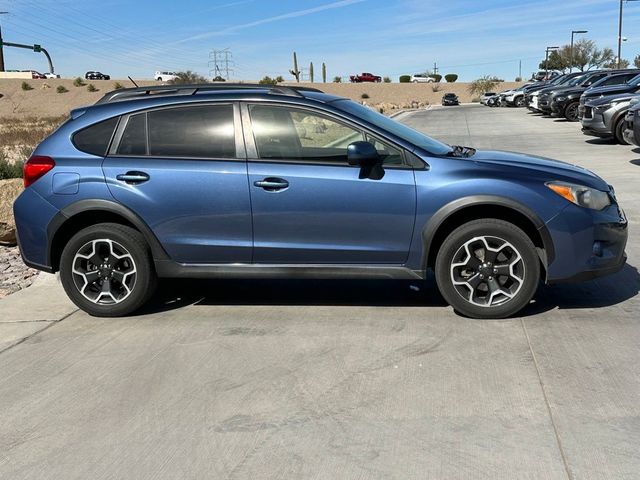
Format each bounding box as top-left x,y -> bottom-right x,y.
0,178 -> 23,246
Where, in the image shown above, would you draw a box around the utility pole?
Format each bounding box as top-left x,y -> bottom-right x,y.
0,11 -> 8,72
544,46 -> 559,77
519,60 -> 522,80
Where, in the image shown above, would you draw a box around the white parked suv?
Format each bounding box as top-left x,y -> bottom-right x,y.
155,71 -> 178,82
410,74 -> 435,83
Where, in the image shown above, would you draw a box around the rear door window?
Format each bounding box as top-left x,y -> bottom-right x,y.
148,105 -> 235,158
117,113 -> 147,155
73,117 -> 118,156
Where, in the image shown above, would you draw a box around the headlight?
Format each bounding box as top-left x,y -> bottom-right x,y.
555,96 -> 567,102
546,182 -> 611,210
594,103 -> 613,113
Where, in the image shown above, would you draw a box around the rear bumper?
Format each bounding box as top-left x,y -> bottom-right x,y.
13,187 -> 60,273
545,202 -> 628,284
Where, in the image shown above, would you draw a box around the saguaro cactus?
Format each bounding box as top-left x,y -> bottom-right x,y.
289,51 -> 301,82
322,63 -> 326,83
309,62 -> 314,83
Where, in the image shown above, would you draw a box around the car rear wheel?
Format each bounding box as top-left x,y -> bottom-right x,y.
435,219 -> 540,319
564,101 -> 580,122
614,117 -> 630,145
60,223 -> 157,317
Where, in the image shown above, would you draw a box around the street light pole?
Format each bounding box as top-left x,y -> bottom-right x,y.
0,12 -> 8,72
618,0 -> 640,69
545,46 -> 559,78
570,30 -> 588,73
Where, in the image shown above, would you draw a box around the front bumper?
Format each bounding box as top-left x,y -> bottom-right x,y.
545,202 -> 628,283
581,114 -> 612,138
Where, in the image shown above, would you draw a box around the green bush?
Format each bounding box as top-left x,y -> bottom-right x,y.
429,74 -> 442,83
73,77 -> 85,87
87,83 -> 98,92
444,74 -> 458,83
468,76 -> 500,96
515,76 -> 523,82
333,76 -> 342,83
57,85 -> 68,94
361,93 -> 369,99
168,71 -> 209,85
0,158 -> 23,180
113,82 -> 124,90
383,76 -> 391,83
258,75 -> 283,85
21,82 -> 33,91
399,75 -> 411,83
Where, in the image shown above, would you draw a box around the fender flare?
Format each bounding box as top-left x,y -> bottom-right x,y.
420,195 -> 555,270
47,199 -> 169,268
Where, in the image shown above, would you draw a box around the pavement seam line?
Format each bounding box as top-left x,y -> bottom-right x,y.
520,318 -> 574,480
0,309 -> 78,356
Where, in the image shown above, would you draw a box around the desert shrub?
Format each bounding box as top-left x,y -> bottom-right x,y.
333,76 -> 342,83
515,76 -> 523,82
429,74 -> 442,83
73,77 -> 85,87
113,82 -> 124,90
468,76 -> 500,96
399,75 -> 411,83
258,75 -> 284,85
87,83 -> 98,92
361,93 -> 370,99
444,74 -> 458,83
168,71 -> 208,85
431,84 -> 441,92
21,82 -> 33,91
57,85 -> 68,93
383,76 -> 391,83
0,158 -> 23,180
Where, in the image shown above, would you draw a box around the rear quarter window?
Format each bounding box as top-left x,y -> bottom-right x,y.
72,117 -> 118,156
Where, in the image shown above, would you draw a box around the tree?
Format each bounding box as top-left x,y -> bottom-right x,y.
604,58 -> 629,69
634,55 -> 640,68
168,71 -> 208,85
538,40 -> 616,72
468,76 -> 500,96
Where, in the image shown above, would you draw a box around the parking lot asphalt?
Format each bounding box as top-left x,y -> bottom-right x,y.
1,105 -> 639,480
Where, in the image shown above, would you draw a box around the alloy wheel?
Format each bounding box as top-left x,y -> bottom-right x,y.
71,239 -> 137,305
450,236 -> 525,307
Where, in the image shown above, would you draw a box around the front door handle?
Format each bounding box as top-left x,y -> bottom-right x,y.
253,177 -> 289,191
116,171 -> 150,184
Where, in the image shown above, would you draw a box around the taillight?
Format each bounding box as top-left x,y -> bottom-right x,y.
23,156 -> 55,188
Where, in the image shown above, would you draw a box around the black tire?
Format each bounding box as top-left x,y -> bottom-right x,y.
60,223 -> 157,317
614,117 -> 630,145
515,96 -> 525,107
434,219 -> 540,319
564,101 -> 580,122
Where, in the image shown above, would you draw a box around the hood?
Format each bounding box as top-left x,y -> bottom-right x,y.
551,86 -> 585,97
583,82 -> 639,99
466,150 -> 608,190
586,92 -> 640,107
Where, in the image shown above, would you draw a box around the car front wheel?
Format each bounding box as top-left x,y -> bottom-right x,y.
614,117 -> 630,145
60,223 -> 157,317
435,219 -> 540,319
564,101 -> 580,122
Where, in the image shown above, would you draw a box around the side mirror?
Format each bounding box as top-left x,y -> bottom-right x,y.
347,141 -> 380,167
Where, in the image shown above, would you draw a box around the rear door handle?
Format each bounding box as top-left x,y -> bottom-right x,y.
116,171 -> 150,184
253,178 -> 289,191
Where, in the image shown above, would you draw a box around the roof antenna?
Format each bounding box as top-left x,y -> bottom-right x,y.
128,76 -> 139,88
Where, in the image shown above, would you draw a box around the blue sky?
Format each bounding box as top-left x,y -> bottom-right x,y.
1,0 -> 639,81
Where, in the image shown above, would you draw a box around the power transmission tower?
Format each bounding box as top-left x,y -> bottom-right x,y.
433,62 -> 439,76
0,11 -> 9,72
208,48 -> 234,80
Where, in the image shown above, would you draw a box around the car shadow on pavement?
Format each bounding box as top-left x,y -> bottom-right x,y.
137,264 -> 639,317
521,263 -> 639,317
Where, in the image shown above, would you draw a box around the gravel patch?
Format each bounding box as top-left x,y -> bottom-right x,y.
0,246 -> 39,298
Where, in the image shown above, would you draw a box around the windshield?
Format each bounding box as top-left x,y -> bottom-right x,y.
628,74 -> 640,86
333,100 -> 452,156
567,74 -> 588,86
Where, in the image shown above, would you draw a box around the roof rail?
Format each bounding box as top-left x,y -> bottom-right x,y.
95,83 -> 324,104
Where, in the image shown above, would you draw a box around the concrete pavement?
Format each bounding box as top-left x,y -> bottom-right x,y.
1,105 -> 638,479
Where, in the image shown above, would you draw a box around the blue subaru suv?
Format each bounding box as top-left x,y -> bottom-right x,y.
13,84 -> 627,319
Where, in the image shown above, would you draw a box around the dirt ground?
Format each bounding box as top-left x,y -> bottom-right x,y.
0,79 -> 524,118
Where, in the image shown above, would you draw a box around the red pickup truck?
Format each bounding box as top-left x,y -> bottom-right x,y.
349,72 -> 382,83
